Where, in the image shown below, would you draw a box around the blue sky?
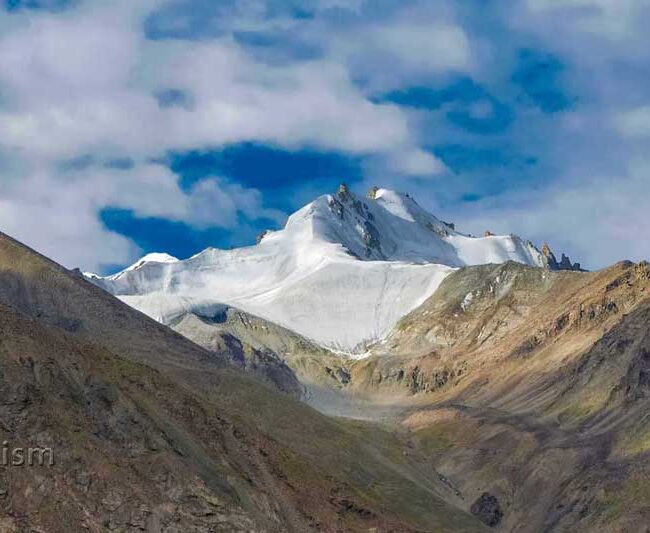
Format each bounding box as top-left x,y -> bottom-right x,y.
0,0 -> 649,272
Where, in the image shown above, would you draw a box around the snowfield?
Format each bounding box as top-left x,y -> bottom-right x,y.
88,187 -> 545,355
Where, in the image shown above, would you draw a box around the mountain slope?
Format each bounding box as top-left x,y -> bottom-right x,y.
169,310 -> 305,397
88,185 -> 546,354
333,260 -> 650,531
355,260 -> 650,399
0,230 -> 485,532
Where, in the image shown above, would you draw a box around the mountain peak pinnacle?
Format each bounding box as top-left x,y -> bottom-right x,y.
337,183 -> 351,201
540,242 -> 583,271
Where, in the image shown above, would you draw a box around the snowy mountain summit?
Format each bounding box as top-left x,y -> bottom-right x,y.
88,185 -> 547,355
301,184 -> 544,265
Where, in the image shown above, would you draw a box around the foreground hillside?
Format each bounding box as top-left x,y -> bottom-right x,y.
0,231 -> 484,532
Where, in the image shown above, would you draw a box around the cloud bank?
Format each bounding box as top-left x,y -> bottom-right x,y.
0,0 -> 648,270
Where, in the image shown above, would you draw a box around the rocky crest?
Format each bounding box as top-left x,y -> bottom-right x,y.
541,242 -> 583,271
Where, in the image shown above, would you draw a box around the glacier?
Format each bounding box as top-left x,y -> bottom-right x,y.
87,186 -> 545,355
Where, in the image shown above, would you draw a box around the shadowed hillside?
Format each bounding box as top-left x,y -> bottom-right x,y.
0,231 -> 484,532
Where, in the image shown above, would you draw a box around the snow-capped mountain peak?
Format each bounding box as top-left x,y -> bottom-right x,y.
107,252 -> 179,281
276,183 -> 543,267
124,252 -> 179,270
86,185 -> 546,355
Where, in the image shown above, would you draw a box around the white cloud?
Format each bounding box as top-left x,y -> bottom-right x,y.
0,0 -> 444,271
0,4 -> 417,161
522,0 -> 650,42
449,158 -> 650,269
0,13 -> 137,106
616,106 -> 650,137
328,20 -> 473,91
368,23 -> 471,73
0,163 -> 282,270
156,41 -> 412,153
389,149 -> 447,177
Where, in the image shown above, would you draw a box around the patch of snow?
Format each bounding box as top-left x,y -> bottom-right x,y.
461,292 -> 474,311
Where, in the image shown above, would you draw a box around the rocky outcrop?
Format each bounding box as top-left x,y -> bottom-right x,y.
328,195 -> 345,219
442,220 -> 456,231
470,493 -> 503,527
329,183 -> 386,259
361,220 -> 382,257
256,229 -> 271,244
337,182 -> 351,202
541,242 -> 583,271
361,260 -> 650,399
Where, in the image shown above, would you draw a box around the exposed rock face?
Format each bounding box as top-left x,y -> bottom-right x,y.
325,365 -> 351,385
337,182 -> 351,202
367,185 -> 380,199
443,221 -> 456,231
470,493 -> 503,527
168,305 -> 356,404
541,242 -> 583,271
361,220 -> 382,257
172,313 -> 304,397
362,261 -> 650,392
327,194 -> 345,219
329,183 -> 386,259
256,229 -> 271,244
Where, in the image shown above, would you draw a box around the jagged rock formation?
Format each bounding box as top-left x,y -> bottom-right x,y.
541,242 -> 583,271
256,229 -> 271,244
337,182 -> 351,202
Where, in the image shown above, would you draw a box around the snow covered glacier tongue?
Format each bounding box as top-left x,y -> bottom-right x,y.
87,185 -> 545,355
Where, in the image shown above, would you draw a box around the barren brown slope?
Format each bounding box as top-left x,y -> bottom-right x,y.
0,231 -> 485,532
350,260 -> 650,402
343,260 -> 650,531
